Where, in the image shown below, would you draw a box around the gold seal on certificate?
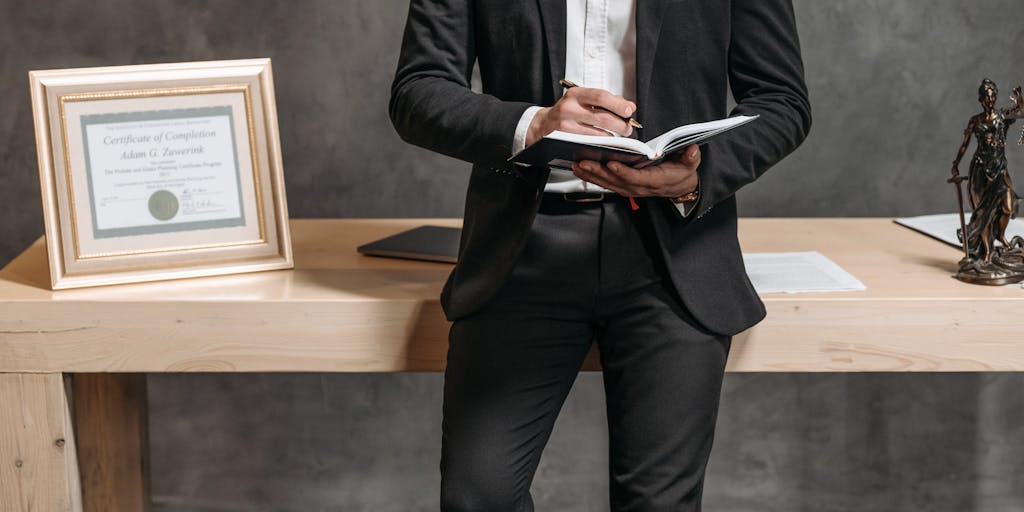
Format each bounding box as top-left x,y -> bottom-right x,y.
30,59 -> 293,289
148,190 -> 179,221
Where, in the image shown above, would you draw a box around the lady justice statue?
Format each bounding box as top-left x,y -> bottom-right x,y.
949,79 -> 1024,285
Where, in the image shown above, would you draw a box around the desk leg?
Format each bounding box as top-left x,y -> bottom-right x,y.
72,374 -> 151,512
0,373 -> 82,512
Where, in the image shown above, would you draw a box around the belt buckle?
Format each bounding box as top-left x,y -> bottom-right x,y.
563,192 -> 605,203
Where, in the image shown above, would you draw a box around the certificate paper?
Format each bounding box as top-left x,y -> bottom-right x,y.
80,106 -> 245,239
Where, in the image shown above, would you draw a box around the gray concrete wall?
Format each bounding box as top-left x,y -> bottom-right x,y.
2,1 -> 1023,510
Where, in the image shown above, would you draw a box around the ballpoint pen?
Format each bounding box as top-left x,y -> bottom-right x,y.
559,79 -> 642,129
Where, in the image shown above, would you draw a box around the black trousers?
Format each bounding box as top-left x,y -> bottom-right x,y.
440,195 -> 731,512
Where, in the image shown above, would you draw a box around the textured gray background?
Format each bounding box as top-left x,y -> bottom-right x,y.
2,0 -> 1024,510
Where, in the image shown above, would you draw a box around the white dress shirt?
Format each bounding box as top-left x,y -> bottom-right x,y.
512,0 -> 694,216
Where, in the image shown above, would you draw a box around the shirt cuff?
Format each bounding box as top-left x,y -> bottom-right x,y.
512,106 -> 544,155
672,182 -> 700,218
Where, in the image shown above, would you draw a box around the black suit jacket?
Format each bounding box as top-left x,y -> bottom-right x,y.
390,0 -> 811,336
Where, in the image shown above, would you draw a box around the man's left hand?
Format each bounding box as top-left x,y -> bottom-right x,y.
571,144 -> 701,198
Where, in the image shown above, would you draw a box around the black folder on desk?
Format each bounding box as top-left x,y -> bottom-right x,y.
356,225 -> 461,263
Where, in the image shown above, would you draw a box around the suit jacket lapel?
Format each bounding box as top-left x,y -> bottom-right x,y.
636,0 -> 668,116
536,0 -> 566,102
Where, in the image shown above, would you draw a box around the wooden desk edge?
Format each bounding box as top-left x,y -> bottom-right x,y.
3,218 -> 1023,373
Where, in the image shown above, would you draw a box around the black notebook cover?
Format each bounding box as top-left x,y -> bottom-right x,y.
511,138 -> 653,169
356,225 -> 461,263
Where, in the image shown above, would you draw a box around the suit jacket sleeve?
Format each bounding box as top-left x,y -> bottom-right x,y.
688,0 -> 812,219
389,0 -> 535,168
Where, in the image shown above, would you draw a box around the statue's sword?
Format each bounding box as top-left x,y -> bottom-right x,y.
948,167 -> 970,260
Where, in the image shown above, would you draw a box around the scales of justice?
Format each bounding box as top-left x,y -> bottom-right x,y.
948,79 -> 1024,285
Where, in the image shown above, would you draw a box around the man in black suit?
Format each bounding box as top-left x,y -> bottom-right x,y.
390,1 -> 810,510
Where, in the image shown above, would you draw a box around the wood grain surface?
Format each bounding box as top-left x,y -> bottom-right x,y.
72,374 -> 150,512
1,218 -> 1021,373
0,373 -> 81,511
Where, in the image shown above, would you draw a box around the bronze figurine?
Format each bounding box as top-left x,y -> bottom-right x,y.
949,79 -> 1024,285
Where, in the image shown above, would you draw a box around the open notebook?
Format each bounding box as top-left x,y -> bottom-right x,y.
509,115 -> 758,169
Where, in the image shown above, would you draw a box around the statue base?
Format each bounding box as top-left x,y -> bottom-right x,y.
955,255 -> 1024,285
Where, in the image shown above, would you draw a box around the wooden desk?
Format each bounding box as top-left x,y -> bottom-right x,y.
1,218 -> 1022,511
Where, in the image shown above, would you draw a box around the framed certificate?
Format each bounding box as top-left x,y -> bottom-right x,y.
30,59 -> 292,289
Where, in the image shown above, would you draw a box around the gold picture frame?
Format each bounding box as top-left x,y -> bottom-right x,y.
30,59 -> 292,289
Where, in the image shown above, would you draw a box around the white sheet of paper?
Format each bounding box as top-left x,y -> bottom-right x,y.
743,251 -> 866,294
894,213 -> 1024,248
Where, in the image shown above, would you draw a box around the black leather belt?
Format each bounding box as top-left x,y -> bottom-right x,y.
552,192 -> 610,203
539,192 -> 620,213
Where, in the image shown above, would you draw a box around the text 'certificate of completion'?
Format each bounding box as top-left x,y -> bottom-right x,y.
81,106 -> 246,239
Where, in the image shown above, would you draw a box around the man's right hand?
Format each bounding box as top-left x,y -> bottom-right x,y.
526,87 -> 637,146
